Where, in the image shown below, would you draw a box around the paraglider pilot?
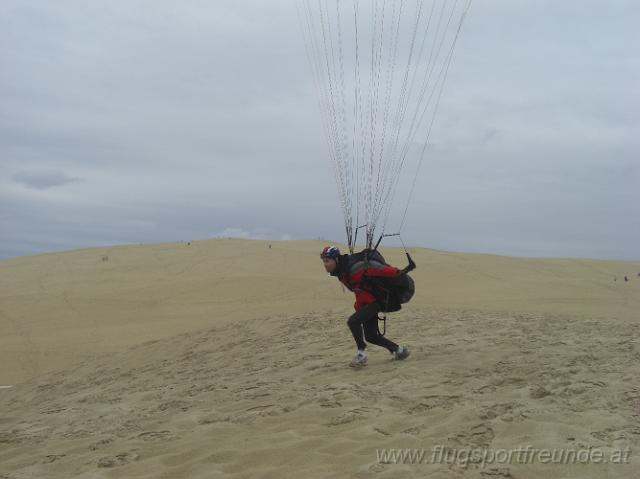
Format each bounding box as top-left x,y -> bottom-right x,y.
320,246 -> 410,367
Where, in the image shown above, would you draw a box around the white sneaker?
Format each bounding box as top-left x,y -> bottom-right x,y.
393,345 -> 410,360
349,350 -> 368,367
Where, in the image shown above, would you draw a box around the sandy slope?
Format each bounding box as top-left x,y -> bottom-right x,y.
1,239 -> 637,385
0,239 -> 639,478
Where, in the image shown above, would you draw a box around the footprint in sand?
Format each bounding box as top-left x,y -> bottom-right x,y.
529,386 -> 551,399
369,463 -> 386,473
96,451 -> 140,468
450,423 -> 495,448
406,395 -> 461,414
480,402 -> 527,422
481,468 -> 514,478
328,406 -> 382,426
157,400 -> 190,412
474,384 -> 497,395
42,454 -> 66,463
88,437 -> 114,451
136,430 -> 176,442
400,425 -> 424,435
316,396 -> 342,408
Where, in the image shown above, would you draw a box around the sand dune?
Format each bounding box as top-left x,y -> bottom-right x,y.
0,239 -> 638,477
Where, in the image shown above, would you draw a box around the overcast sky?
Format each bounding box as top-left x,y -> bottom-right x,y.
1,0 -> 638,261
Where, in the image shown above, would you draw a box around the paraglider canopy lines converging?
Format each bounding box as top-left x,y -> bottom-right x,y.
298,0 -> 473,251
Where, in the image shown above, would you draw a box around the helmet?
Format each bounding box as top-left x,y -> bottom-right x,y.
320,245 -> 341,259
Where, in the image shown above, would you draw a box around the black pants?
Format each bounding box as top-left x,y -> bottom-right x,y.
347,303 -> 399,353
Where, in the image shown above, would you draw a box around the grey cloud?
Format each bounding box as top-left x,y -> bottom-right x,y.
0,0 -> 638,260
12,170 -> 82,190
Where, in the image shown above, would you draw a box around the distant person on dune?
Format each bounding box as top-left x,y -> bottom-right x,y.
320,246 -> 410,367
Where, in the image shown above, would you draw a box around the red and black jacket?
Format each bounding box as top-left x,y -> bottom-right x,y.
332,254 -> 401,310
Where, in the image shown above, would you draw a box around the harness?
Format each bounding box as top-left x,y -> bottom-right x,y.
338,243 -> 416,337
